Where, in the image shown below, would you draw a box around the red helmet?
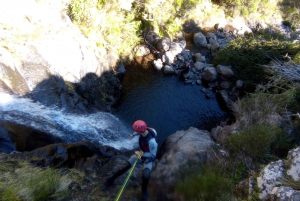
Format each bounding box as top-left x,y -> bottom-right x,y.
132,120 -> 147,133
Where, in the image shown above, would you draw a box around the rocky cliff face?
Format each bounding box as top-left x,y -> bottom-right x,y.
0,0 -> 121,113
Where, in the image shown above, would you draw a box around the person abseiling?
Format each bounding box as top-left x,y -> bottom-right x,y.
102,120 -> 158,201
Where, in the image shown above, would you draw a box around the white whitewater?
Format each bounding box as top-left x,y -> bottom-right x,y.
0,93 -> 137,150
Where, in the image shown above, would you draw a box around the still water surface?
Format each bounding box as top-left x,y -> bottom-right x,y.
114,55 -> 228,147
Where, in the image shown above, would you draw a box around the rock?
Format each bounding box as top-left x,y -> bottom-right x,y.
220,81 -> 230,89
133,45 -> 150,56
217,90 -> 232,111
287,147 -> 300,181
194,61 -> 205,71
193,32 -> 208,48
270,186 -> 300,201
196,80 -> 202,85
0,47 -> 30,94
193,53 -> 206,62
153,59 -> 164,70
156,37 -> 171,52
209,38 -> 217,44
184,80 -> 193,85
0,80 -> 14,94
211,41 -> 220,54
151,127 -> 215,200
162,51 -> 176,64
181,68 -> 191,79
257,160 -> 284,200
178,40 -> 186,49
3,123 -> 63,152
206,32 -> 217,40
0,126 -> 15,153
1,140 -> 121,171
205,93 -> 211,99
115,62 -> 126,82
169,42 -> 183,56
202,67 -> 218,82
236,80 -> 244,88
163,65 -> 175,75
216,65 -> 235,79
193,53 -> 202,62
145,31 -> 160,44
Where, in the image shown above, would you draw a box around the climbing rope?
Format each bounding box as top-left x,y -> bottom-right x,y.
115,151 -> 143,201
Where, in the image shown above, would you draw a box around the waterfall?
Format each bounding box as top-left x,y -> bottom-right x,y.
0,93 -> 137,150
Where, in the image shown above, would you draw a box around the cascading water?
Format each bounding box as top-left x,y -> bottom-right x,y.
0,93 -> 137,150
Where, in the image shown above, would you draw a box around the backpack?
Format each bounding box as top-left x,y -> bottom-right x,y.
147,127 -> 157,138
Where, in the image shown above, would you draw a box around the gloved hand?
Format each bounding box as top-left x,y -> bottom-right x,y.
135,151 -> 143,159
130,133 -> 137,139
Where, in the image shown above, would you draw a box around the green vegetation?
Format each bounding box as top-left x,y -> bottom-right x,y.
3,0 -> 300,200
281,176 -> 300,190
231,90 -> 296,157
175,163 -> 235,201
177,43 -> 300,197
280,0 -> 300,31
67,0 -> 261,58
229,123 -> 283,160
0,161 -> 73,201
294,52 -> 300,64
68,0 -> 141,58
213,31 -> 300,92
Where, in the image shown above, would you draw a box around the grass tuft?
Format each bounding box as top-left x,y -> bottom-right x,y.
0,161 -> 73,201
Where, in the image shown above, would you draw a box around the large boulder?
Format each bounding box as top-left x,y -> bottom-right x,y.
257,160 -> 285,200
150,127 -> 215,200
256,146 -> 300,200
216,65 -> 235,79
287,146 -> 300,181
202,67 -> 218,82
193,32 -> 208,48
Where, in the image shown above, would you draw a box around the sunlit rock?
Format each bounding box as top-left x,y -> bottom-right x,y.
257,160 -> 284,200
287,147 -> 300,181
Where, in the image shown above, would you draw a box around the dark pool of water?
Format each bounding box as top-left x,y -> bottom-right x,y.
113,54 -> 228,147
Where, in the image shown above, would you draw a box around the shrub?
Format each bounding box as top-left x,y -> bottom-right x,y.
294,52 -> 300,64
279,0 -> 300,31
232,92 -> 280,129
285,86 -> 300,111
175,163 -> 234,201
68,0 -> 101,26
213,31 -> 300,92
68,0 -> 141,58
229,123 -> 283,160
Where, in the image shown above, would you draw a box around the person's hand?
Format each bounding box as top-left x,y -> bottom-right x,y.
135,151 -> 143,159
130,134 -> 134,139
